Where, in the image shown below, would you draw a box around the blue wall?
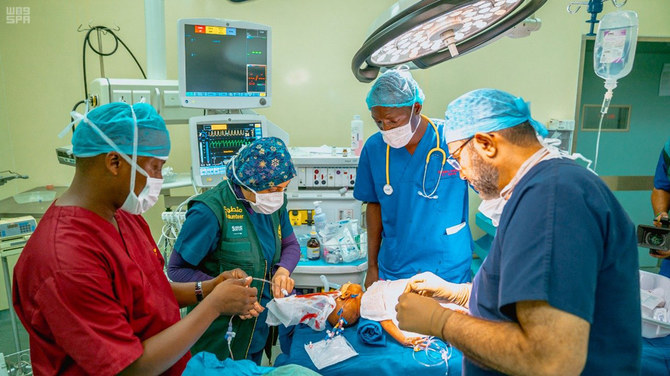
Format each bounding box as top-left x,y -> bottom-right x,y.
576,39 -> 670,268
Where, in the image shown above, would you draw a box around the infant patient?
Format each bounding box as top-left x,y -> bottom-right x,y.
361,276 -> 467,347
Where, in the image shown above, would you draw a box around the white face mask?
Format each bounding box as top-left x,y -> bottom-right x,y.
67,104 -> 165,215
121,176 -> 164,215
478,197 -> 505,227
250,191 -> 284,214
230,156 -> 285,214
381,106 -> 418,148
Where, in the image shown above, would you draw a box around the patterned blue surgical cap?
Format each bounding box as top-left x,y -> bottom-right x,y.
226,137 -> 297,191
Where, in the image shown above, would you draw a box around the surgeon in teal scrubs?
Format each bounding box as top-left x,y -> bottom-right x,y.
354,67 -> 473,287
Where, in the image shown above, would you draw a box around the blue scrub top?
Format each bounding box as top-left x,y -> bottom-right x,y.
354,118 -> 472,282
654,145 -> 670,277
467,159 -> 641,375
174,201 -> 294,274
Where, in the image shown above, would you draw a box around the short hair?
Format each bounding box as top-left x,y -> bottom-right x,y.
496,121 -> 539,146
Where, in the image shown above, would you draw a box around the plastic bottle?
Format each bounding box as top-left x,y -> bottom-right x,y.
351,115 -> 364,156
306,226 -> 321,260
313,201 -> 328,235
591,10 -> 638,172
593,10 -> 638,113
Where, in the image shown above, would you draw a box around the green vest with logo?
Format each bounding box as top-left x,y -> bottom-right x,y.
187,180 -> 282,360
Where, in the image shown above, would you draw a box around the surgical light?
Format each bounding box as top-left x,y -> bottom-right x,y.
352,0 -> 547,82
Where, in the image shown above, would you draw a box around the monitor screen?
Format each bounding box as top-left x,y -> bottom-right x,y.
190,114 -> 266,187
178,18 -> 271,109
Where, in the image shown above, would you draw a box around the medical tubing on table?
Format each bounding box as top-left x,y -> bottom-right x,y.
411,336 -> 452,375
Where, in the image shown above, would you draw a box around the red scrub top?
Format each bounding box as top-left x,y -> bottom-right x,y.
13,204 -> 190,375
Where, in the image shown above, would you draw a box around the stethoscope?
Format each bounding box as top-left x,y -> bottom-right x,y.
383,114 -> 447,199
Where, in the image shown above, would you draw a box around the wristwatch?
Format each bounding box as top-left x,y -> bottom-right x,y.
195,281 -> 204,302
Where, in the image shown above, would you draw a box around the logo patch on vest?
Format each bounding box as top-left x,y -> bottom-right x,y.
226,223 -> 248,238
224,206 -> 244,220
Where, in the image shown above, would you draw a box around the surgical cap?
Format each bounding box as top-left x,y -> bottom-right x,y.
443,88 -> 548,144
365,68 -> 425,109
226,137 -> 297,191
72,102 -> 171,158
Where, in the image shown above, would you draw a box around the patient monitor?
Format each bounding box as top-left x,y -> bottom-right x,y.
178,18 -> 271,110
189,114 -> 267,187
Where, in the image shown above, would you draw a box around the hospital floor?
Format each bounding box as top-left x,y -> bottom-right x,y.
0,308 -> 31,371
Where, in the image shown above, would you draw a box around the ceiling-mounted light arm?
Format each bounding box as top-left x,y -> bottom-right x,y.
352,0 -> 547,83
352,0 -> 474,83
413,0 -> 546,68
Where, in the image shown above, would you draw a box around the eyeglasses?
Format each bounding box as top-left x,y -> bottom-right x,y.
446,137 -> 473,170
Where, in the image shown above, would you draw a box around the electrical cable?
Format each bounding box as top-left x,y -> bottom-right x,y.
81,26 -> 147,100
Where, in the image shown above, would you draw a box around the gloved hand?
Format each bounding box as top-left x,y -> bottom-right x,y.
203,268 -> 249,300
208,277 -> 260,317
404,271 -> 471,307
272,267 -> 294,299
395,292 -> 452,339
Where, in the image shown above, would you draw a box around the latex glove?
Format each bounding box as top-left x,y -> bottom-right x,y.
404,271 -> 471,307
203,269 -> 249,300
239,301 -> 265,320
272,267 -> 294,299
396,292 -> 452,339
208,277 -> 259,316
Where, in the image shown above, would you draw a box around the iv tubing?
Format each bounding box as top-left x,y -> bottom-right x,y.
251,277 -> 289,296
594,88 -> 613,172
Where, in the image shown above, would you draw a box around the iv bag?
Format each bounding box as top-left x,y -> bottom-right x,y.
594,10 -> 639,83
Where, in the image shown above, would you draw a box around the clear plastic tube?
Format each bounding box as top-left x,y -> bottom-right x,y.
251,277 -> 289,297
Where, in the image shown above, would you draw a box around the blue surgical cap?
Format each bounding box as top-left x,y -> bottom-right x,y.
443,88 -> 548,144
365,68 -> 425,109
72,102 -> 170,158
226,137 -> 297,192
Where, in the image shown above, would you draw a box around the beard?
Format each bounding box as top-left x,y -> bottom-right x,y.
467,149 -> 501,200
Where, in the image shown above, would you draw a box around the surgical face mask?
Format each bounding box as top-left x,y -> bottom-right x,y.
478,197 -> 505,227
230,156 -> 284,214
121,175 -> 163,215
250,191 -> 284,214
380,107 -> 418,148
65,104 -> 165,215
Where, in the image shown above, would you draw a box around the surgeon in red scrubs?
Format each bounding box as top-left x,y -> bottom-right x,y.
13,102 -> 261,375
